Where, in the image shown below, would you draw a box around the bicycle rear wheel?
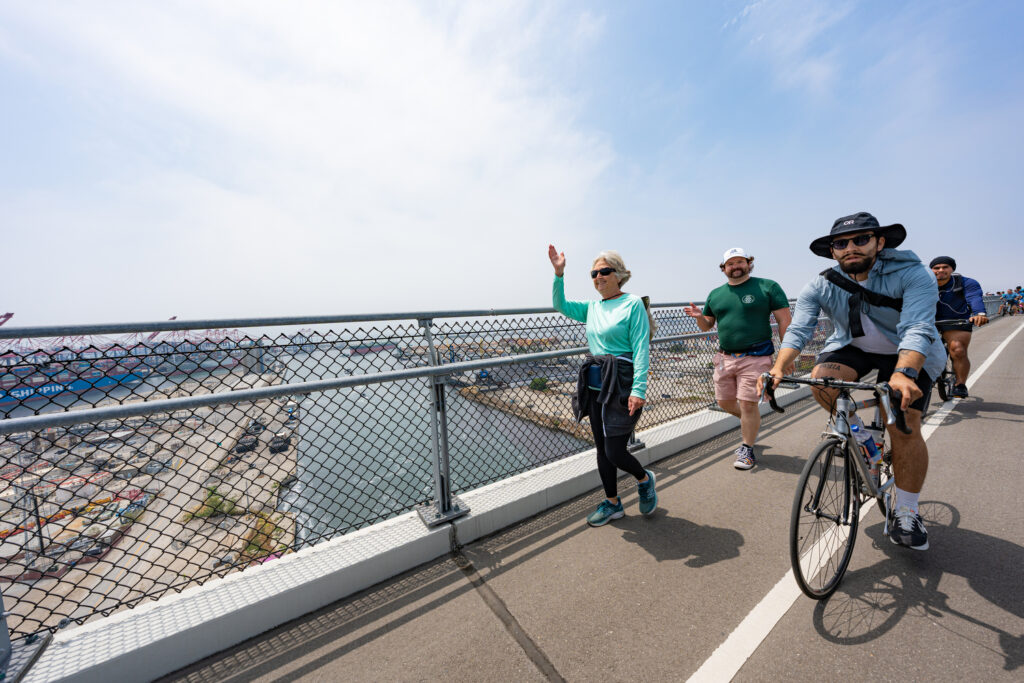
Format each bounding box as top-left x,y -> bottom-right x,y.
790,437 -> 861,599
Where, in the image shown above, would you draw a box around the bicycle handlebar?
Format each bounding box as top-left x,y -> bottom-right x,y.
758,373 -> 912,434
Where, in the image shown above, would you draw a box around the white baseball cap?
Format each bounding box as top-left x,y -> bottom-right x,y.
721,247 -> 753,265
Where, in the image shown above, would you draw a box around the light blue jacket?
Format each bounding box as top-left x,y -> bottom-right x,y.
781,248 -> 946,381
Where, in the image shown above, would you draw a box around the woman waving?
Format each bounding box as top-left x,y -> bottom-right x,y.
549,245 -> 657,527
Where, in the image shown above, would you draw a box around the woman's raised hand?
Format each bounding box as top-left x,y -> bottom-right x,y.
548,245 -> 566,277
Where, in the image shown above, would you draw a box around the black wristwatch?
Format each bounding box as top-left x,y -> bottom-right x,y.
892,366 -> 919,380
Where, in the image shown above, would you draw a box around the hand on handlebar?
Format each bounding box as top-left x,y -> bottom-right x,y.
886,371 -> 922,412
970,313 -> 988,326
757,362 -> 794,396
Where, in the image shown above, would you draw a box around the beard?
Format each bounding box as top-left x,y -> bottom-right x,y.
839,255 -> 874,274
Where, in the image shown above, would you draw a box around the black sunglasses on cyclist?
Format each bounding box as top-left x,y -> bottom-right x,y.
830,234 -> 874,251
590,267 -> 616,278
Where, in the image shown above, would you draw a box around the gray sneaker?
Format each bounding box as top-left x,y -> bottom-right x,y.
733,445 -> 755,470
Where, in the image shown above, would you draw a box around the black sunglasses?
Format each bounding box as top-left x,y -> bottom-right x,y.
830,234 -> 874,251
590,267 -> 616,278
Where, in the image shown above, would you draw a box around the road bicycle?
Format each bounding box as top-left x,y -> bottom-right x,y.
760,373 -> 911,599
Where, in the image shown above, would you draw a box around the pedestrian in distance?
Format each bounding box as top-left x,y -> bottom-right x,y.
548,245 -> 658,527
760,212 -> 945,551
683,248 -> 791,470
929,256 -> 987,398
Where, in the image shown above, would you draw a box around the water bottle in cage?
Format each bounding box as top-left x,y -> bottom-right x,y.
850,415 -> 881,471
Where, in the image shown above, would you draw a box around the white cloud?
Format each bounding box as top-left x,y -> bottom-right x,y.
0,1 -> 611,325
724,0 -> 853,94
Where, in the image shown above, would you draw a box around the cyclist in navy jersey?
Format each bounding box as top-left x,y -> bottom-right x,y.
929,256 -> 987,398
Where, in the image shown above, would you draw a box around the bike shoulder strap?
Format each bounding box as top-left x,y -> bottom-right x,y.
819,268 -> 903,338
819,269 -> 903,311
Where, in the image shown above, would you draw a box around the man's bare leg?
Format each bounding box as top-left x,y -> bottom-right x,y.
941,329 -> 972,385
888,409 -> 928,493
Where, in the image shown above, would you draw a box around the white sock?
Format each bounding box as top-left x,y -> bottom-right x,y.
894,486 -> 920,513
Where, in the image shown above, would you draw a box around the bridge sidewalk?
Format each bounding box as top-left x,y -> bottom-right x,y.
162,318 -> 1024,682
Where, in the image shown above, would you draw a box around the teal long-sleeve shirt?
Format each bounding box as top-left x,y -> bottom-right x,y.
552,275 -> 650,399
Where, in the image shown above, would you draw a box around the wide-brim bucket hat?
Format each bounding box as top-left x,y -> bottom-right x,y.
809,212 -> 906,258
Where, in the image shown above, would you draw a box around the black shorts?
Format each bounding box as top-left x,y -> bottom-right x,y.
936,319 -> 973,333
817,345 -> 933,413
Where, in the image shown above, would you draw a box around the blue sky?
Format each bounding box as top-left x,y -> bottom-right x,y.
2,1 -> 1021,327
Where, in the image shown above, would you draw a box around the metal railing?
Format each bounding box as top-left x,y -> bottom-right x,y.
0,302 -> 837,641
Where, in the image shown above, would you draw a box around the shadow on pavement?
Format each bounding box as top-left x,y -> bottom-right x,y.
751,446 -> 809,476
812,501 -> 1024,672
619,512 -> 744,567
936,398 -> 1024,427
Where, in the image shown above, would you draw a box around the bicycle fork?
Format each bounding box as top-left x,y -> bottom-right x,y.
806,444 -> 854,526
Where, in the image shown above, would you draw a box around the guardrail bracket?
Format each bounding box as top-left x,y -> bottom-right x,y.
415,495 -> 470,527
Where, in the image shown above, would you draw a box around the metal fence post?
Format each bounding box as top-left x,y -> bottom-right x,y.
0,593 -> 9,679
0,585 -> 51,682
414,319 -> 469,527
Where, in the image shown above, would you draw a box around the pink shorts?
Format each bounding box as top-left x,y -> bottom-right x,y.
712,352 -> 773,403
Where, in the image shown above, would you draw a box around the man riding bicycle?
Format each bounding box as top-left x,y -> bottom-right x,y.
999,290 -> 1017,315
929,256 -> 987,398
759,212 -> 945,551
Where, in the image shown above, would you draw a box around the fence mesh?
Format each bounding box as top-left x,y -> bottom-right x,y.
0,307 -> 835,640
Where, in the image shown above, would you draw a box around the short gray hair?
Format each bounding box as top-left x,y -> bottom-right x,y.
592,250 -> 658,338
592,250 -> 631,286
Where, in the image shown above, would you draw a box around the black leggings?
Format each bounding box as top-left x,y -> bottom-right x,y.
587,390 -> 646,499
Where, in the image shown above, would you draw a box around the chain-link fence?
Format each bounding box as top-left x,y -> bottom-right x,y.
0,304 -> 835,641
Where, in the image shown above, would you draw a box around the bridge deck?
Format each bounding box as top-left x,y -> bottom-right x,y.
163,319 -> 1024,682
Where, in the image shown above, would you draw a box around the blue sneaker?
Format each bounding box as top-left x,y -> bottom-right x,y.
587,498 -> 624,527
637,469 -> 657,516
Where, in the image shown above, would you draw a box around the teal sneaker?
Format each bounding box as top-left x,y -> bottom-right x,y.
637,469 -> 657,516
587,498 -> 624,527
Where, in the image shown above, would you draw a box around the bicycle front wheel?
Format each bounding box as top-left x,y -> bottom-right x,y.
937,369 -> 951,401
790,437 -> 861,599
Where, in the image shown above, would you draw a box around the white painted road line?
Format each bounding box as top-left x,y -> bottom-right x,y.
687,319 -> 1024,683
964,320 -> 1024,391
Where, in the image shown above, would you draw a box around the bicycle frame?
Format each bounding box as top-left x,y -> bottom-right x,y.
824,390 -> 893,502
761,374 -> 909,503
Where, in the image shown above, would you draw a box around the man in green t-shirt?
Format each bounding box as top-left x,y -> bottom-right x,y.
684,248 -> 791,470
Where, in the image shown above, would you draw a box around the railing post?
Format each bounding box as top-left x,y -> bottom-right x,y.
0,593 -> 9,678
414,319 -> 469,528
0,586 -> 52,682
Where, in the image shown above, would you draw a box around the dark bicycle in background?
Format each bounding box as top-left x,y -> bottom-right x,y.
761,374 -> 911,599
933,319 -> 974,402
